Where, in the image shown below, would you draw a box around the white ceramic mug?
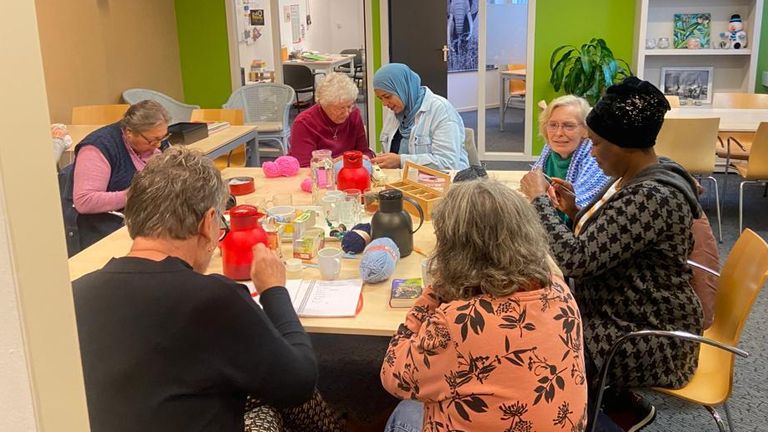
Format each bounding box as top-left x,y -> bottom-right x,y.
317,247 -> 342,280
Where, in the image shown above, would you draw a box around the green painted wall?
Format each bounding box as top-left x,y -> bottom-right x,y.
756,4 -> 768,93
371,0 -> 384,151
532,0 -> 636,154
175,0 -> 232,108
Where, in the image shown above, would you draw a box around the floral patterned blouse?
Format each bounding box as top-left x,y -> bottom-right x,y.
381,276 -> 588,432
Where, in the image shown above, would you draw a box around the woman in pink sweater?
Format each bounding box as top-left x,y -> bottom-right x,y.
381,179 -> 588,432
71,100 -> 170,250
288,72 -> 374,166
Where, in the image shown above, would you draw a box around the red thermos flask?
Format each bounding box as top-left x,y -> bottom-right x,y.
336,150 -> 371,192
220,205 -> 267,280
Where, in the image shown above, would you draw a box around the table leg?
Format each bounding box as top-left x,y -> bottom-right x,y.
499,73 -> 505,132
246,136 -> 260,167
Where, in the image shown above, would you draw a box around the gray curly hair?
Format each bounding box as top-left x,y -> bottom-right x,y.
125,147 -> 227,240
316,72 -> 359,106
120,100 -> 171,133
429,179 -> 552,301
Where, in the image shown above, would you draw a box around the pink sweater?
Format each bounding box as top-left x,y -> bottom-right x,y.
73,140 -> 159,214
288,104 -> 374,167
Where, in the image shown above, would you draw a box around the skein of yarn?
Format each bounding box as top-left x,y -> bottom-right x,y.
359,237 -> 400,283
263,156 -> 301,178
341,223 -> 371,254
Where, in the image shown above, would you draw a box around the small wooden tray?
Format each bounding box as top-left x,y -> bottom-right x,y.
385,161 -> 451,221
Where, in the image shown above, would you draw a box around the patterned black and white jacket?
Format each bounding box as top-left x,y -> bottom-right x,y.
533,160 -> 704,389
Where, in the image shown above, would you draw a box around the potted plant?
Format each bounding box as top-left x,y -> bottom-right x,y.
549,38 -> 633,105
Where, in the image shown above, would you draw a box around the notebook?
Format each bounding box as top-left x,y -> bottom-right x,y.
244,279 -> 363,317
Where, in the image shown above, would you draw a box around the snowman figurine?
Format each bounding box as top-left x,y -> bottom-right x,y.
720,14 -> 748,49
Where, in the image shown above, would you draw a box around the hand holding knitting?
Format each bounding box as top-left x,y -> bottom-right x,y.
520,169 -> 549,201
548,178 -> 578,220
250,244 -> 286,294
371,152 -> 401,168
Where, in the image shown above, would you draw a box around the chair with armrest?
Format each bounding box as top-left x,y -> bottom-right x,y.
463,127 -> 480,166
335,49 -> 365,89
282,64 -> 316,113
590,228 -> 768,432
655,117 -> 722,241
730,122 -> 768,233
190,109 -> 245,169
122,88 -> 200,124
223,83 -> 295,157
71,104 -> 130,125
712,93 -> 768,185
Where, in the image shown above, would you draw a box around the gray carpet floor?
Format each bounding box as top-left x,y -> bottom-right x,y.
311,171 -> 768,431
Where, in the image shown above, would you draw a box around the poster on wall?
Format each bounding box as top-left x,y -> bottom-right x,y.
250,9 -> 265,26
284,5 -> 291,22
291,4 -> 301,43
447,0 -> 479,72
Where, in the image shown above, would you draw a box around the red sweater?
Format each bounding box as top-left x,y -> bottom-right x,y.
288,104 -> 374,167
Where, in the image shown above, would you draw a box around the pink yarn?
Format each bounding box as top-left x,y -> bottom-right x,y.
275,156 -> 300,177
262,161 -> 281,178
300,177 -> 313,193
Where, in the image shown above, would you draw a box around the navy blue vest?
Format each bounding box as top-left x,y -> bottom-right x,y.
70,122 -> 137,251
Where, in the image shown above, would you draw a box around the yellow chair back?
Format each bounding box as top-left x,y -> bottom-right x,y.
664,95 -> 680,107
71,104 -> 130,125
744,122 -> 768,180
655,117 -> 720,175
507,64 -> 526,94
190,108 -> 244,125
712,92 -> 768,109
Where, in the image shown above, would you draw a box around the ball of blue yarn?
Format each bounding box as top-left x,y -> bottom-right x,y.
341,223 -> 371,254
359,237 -> 400,283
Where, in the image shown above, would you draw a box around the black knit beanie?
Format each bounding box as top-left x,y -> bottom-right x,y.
586,76 -> 671,148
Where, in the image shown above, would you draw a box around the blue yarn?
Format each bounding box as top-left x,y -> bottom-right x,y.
341,223 -> 371,254
359,237 -> 400,283
334,158 -> 373,177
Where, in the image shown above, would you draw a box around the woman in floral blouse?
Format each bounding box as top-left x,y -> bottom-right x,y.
380,179 -> 588,432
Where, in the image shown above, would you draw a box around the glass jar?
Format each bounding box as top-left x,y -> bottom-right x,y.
310,149 -> 335,203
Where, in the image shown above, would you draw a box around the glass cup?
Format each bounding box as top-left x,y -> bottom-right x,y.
269,193 -> 293,207
337,189 -> 361,227
421,258 -> 433,289
322,194 -> 340,222
657,37 -> 670,49
363,191 -> 379,215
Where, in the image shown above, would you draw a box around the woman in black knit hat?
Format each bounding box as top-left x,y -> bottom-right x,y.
521,77 -> 704,432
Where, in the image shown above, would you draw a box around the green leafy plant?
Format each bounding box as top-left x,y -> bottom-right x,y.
549,38 -> 633,105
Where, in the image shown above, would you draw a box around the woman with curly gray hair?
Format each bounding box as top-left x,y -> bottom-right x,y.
72,147 -> 344,432
381,179 -> 587,432
288,72 -> 374,166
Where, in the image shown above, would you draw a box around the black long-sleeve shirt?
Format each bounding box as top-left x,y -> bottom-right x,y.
73,256 -> 316,431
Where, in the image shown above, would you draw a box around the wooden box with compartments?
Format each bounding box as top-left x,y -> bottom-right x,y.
385,161 -> 451,221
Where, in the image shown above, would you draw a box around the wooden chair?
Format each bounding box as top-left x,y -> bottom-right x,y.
590,229 -> 768,432
665,95 -> 681,107
190,109 -> 245,170
71,104 -> 130,125
730,122 -> 768,232
712,92 -> 768,109
655,117 -> 722,241
500,64 -> 526,130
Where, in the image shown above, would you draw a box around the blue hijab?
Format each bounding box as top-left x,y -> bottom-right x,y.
373,63 -> 427,139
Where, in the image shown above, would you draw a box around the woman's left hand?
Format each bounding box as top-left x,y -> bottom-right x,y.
371,153 -> 401,169
520,170 -> 549,201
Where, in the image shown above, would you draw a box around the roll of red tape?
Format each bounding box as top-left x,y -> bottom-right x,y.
227,176 -> 255,196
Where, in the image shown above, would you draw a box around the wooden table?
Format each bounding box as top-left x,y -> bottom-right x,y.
666,108 -> 768,133
283,54 -> 354,75
499,68 -> 526,132
62,125 -> 260,167
68,168 -> 526,336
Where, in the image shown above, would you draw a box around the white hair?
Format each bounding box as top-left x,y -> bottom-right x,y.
538,95 -> 591,139
316,72 -> 359,106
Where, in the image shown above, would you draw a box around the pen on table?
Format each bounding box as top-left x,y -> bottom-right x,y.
528,165 -> 577,197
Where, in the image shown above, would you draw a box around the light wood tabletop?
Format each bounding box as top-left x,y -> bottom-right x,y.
68,168 -> 528,336
666,107 -> 768,132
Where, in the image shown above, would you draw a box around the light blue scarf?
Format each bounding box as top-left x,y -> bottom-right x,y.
373,63 -> 427,139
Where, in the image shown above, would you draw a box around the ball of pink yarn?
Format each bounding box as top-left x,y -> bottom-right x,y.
300,177 -> 313,193
275,156 -> 300,177
262,161 -> 281,178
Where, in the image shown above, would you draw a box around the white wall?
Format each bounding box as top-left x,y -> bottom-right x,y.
448,3 -> 527,111
234,0 -> 277,75
277,0 -> 362,53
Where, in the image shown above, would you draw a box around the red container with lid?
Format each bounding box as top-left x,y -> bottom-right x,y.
336,150 -> 371,192
220,205 -> 267,280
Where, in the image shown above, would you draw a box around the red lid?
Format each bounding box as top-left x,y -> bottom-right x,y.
343,150 -> 363,168
229,204 -> 264,230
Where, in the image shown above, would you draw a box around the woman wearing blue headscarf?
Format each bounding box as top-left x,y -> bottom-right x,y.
372,63 -> 469,170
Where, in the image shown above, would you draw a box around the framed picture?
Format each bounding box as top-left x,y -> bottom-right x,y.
673,13 -> 711,49
249,9 -> 264,26
660,66 -> 713,104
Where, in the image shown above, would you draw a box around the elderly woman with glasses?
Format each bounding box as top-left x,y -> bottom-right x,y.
288,72 -> 374,167
524,95 -> 610,220
73,147 -> 344,432
70,99 -> 170,250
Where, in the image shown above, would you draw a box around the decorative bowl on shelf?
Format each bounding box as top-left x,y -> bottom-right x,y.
657,37 -> 670,49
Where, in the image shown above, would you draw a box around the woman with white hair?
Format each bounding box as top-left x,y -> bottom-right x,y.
288,72 -> 373,166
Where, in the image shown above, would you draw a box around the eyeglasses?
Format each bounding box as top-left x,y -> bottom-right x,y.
327,103 -> 357,115
218,212 -> 230,242
138,131 -> 171,145
545,121 -> 581,133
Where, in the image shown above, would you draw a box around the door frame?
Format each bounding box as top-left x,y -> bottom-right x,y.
377,0 -> 537,161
